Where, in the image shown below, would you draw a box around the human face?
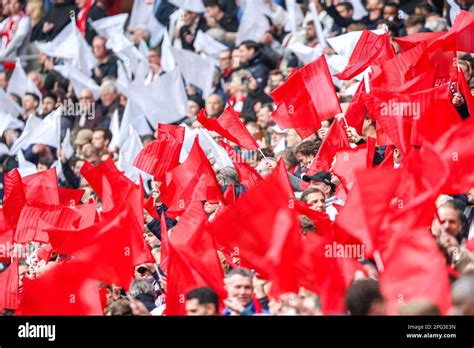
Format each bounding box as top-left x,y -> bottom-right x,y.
383,5 -> 398,20
306,24 -> 316,41
308,180 -> 331,197
257,106 -> 272,128
238,45 -> 253,65
219,51 -> 232,73
205,95 -> 223,118
143,231 -> 160,248
182,10 -> 197,26
226,275 -> 253,306
295,152 -> 313,168
188,100 -> 200,117
148,50 -> 161,67
79,90 -> 94,107
269,74 -> 284,91
100,89 -> 116,107
9,0 -> 22,15
467,188 -> 474,205
74,160 -> 84,176
92,37 -> 107,60
305,192 -> 326,212
204,201 -> 219,215
271,132 -> 286,149
92,130 -> 106,151
185,299 -> 216,316
22,95 -> 38,112
438,206 -> 462,237
75,0 -> 87,9
42,97 -> 56,115
336,5 -> 352,19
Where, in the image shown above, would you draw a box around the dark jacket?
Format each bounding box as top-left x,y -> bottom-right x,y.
91,54 -> 118,84
179,15 -> 208,51
155,0 -> 178,28
85,3 -> 108,45
241,50 -> 275,87
147,204 -> 177,240
31,0 -> 78,42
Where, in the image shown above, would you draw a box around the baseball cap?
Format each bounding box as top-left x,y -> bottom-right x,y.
74,129 -> 93,146
302,171 -> 335,190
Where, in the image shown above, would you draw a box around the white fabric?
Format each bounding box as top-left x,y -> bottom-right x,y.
17,149 -> 37,177
169,0 -> 204,13
54,63 -> 101,100
7,64 -> 42,100
61,128 -> 75,160
118,127 -> 151,183
327,29 -> 385,58
8,115 -> 43,155
180,128 -> 233,169
90,13 -> 129,39
28,108 -> 62,148
236,0 -> 271,45
194,30 -> 228,59
0,87 -> 24,117
170,47 -> 215,99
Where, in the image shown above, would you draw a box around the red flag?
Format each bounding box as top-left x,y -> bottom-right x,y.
293,200 -> 332,237
208,160 -> 294,280
223,183 -> 236,206
161,138 -> 223,218
159,212 -> 169,273
133,124 -> 185,180
429,10 -> 474,53
166,202 -> 225,315
335,31 -> 395,81
435,119 -> 474,194
144,195 -> 160,220
0,209 -> 14,262
273,158 -> 295,199
395,32 -> 444,53
379,196 -> 452,315
0,258 -> 19,312
47,197 -> 153,290
3,169 -> 26,230
344,81 -> 367,135
219,141 -> 262,187
80,157 -> 124,198
307,118 -> 350,175
58,188 -> 85,206
457,66 -> 474,117
265,208 -> 303,298
19,262 -> 103,315
198,105 -> 259,150
332,141 -> 374,191
271,55 -> 342,139
22,168 -> 60,208
334,167 -> 402,258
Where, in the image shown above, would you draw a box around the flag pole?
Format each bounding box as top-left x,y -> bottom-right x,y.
341,113 -> 349,129
258,148 -> 269,163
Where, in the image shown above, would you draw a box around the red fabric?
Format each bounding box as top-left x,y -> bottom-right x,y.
166,202 -> 225,315
19,262 -> 103,315
457,66 -> 474,117
335,31 -> 395,81
332,142 -> 372,191
379,195 -> 452,315
223,183 -> 236,206
271,55 -> 341,139
273,158 -> 295,199
21,168 -> 60,208
429,10 -> 474,53
77,0 -> 93,34
307,118 -> 350,175
160,138 -> 223,218
208,160 -> 294,280
293,200 -> 332,237
47,189 -> 153,290
0,209 -> 14,262
344,81 -> 367,135
435,118 -> 474,194
144,195 -> 160,220
197,105 -> 259,150
0,258 -> 19,311
133,124 -> 185,180
58,188 -> 85,206
220,141 -> 262,187
394,32 -> 444,52
160,212 -> 169,273
333,167 -> 402,258
2,169 -> 26,231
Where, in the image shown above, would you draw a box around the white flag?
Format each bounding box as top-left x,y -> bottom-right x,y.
0,88 -> 24,117
346,0 -> 368,21
180,128 -> 233,169
288,42 -> 322,65
7,64 -> 42,100
54,63 -> 101,100
327,29 -> 385,58
0,112 -> 24,136
17,150 -> 37,177
194,30 -> 228,59
28,108 -> 62,149
122,68 -> 188,127
236,0 -> 271,45
169,0 -> 204,13
161,33 -> 176,72
128,0 -> 166,46
8,115 -> 43,155
118,127 -> 151,183
108,108 -> 120,151
61,128 -> 75,160
90,13 -> 129,39
171,47 -> 215,99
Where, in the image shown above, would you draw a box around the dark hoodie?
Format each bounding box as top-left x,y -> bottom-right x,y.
31,0 -> 78,42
